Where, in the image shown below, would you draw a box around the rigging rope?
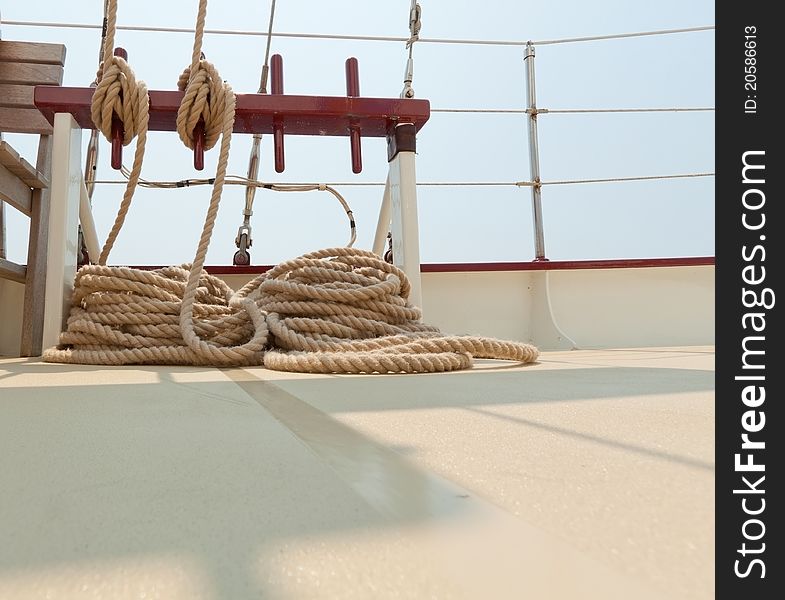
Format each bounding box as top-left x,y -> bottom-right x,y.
43,0 -> 539,373
235,0 -> 280,265
258,0 -> 277,96
400,0 -> 421,98
89,0 -> 149,265
116,166 -> 357,247
431,106 -> 715,114
1,20 -> 715,48
93,172 -> 715,188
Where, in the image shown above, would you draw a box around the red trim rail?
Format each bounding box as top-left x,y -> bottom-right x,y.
34,86 -> 431,138
129,256 -> 715,276
419,256 -> 715,273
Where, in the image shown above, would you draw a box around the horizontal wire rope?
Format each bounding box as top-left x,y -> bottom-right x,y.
8,15 -> 715,194
432,107 -> 714,114
3,20 -> 715,47
542,107 -> 714,113
538,173 -> 715,186
90,173 -> 715,188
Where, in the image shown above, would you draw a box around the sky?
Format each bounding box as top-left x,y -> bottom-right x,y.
2,0 -> 714,266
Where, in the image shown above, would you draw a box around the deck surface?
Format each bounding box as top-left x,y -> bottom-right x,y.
0,347 -> 714,599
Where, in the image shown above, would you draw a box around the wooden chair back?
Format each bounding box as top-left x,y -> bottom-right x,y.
0,39 -> 66,355
0,40 -> 66,134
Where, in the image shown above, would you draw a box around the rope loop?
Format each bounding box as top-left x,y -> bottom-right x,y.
406,1 -> 422,48
176,59 -> 230,151
90,55 -> 149,146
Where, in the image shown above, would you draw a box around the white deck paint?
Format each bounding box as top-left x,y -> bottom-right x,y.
0,264 -> 715,357
548,266 -> 715,348
0,347 -> 714,599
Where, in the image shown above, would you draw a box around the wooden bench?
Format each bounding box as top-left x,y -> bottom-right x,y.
0,39 -> 66,356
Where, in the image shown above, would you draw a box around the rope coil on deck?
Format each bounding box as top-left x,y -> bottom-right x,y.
42,0 -> 539,374
44,247 -> 539,372
44,264 -> 267,366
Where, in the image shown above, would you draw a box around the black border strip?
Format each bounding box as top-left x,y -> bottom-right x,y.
716,5 -> 782,598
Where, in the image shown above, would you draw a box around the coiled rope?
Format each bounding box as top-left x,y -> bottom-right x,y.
43,0 -> 539,373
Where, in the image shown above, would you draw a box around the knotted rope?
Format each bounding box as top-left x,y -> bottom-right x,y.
89,0 -> 149,265
175,0 -> 229,154
43,0 -> 539,373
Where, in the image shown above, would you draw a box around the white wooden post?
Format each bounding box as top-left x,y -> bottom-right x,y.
42,113 -> 82,349
387,123 -> 423,311
79,178 -> 101,262
372,175 -> 392,256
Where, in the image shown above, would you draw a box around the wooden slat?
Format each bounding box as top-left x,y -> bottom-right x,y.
0,83 -> 35,109
0,63 -> 63,86
0,200 -> 6,260
0,107 -> 53,135
0,257 -> 27,284
0,161 -> 33,215
0,141 -> 48,188
0,41 -> 66,66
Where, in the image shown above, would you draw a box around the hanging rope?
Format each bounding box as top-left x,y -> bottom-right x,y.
170,0 -> 272,364
43,0 -> 539,373
89,0 -> 149,265
82,0 -> 269,366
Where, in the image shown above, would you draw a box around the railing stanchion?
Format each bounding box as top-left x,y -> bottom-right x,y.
524,42 -> 547,261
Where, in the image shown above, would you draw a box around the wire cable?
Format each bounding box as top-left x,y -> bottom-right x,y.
432,107 -> 714,114
3,19 -> 715,47
93,171 -> 715,189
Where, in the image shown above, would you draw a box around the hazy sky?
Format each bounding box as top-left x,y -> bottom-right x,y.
2,1 -> 714,266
